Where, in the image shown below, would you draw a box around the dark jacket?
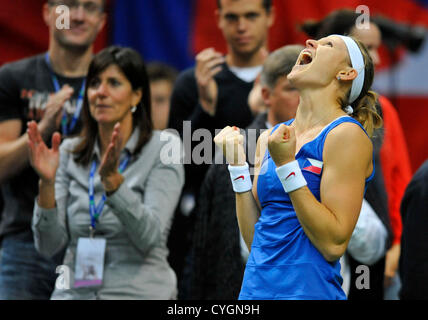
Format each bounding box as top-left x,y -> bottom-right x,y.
399,160 -> 428,300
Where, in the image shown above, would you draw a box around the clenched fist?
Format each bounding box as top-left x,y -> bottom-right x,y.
214,126 -> 246,166
268,124 -> 296,167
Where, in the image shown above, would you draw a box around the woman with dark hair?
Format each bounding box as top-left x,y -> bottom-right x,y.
27,46 -> 184,299
301,9 -> 412,299
215,35 -> 381,299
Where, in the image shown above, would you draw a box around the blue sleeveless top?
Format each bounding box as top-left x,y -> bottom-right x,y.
238,116 -> 374,300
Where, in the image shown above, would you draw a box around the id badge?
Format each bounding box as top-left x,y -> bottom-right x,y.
74,237 -> 106,288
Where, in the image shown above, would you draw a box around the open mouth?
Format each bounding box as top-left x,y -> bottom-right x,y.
298,51 -> 313,65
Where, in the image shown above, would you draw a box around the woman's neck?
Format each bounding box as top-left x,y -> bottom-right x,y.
294,87 -> 345,134
98,116 -> 134,158
47,42 -> 93,78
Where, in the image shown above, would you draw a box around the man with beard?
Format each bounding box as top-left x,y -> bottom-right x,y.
0,0 -> 106,299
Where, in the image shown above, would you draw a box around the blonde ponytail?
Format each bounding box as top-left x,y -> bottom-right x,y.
351,90 -> 383,137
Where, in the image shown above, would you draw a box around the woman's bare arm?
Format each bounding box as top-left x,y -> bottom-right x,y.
288,123 -> 373,261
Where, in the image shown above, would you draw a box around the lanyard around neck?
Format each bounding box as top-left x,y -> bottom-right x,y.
88,152 -> 131,232
44,53 -> 86,136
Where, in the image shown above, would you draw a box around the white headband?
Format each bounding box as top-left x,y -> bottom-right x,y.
333,35 -> 365,105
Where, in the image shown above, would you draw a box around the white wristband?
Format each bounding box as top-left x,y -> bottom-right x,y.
275,160 -> 307,193
228,163 -> 252,193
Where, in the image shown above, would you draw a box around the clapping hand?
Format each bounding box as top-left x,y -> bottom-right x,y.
247,74 -> 267,116
99,123 -> 125,193
38,85 -> 74,141
27,121 -> 61,184
195,48 -> 225,116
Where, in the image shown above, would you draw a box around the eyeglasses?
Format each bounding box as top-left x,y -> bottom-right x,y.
48,0 -> 103,15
